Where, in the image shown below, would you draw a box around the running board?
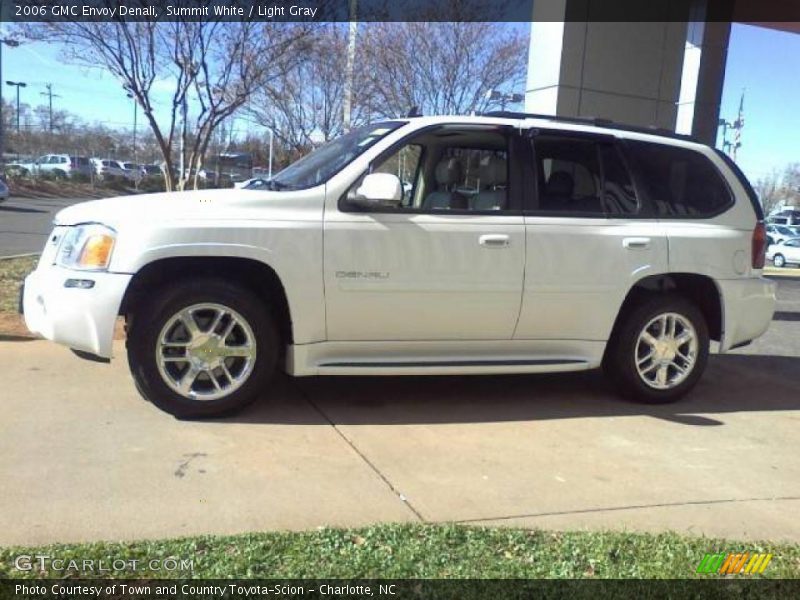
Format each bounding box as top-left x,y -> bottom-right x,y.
320,359 -> 584,368
312,358 -> 591,376
286,340 -> 605,377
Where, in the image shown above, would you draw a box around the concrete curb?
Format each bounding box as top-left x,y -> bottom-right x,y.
0,253 -> 39,261
764,267 -> 800,279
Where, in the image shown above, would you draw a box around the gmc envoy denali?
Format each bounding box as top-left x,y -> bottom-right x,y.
22,113 -> 776,417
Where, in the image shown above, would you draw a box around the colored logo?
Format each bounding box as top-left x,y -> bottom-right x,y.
696,552 -> 773,575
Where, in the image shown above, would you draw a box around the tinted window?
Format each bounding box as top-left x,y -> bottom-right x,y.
533,136 -> 638,216
627,141 -> 732,217
598,144 -> 639,215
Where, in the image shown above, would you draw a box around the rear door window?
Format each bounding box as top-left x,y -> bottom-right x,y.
532,135 -> 639,216
626,141 -> 732,217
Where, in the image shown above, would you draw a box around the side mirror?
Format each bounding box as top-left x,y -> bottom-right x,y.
352,173 -> 403,209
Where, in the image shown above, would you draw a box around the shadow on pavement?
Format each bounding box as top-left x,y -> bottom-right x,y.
0,205 -> 47,214
0,335 -> 37,342
214,353 -> 800,427
774,311 -> 800,322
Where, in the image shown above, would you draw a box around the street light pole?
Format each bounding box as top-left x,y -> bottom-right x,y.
6,81 -> 27,132
126,91 -> 138,163
485,89 -> 524,112
0,38 -> 22,164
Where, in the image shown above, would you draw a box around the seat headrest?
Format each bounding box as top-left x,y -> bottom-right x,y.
479,155 -> 507,187
547,171 -> 574,197
435,158 -> 463,186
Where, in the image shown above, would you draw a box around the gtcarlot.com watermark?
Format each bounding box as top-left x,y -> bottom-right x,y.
14,554 -> 194,573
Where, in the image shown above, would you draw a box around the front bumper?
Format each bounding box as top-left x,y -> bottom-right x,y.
22,266 -> 132,359
718,276 -> 777,352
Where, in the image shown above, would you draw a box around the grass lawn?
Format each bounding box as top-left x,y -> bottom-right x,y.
0,255 -> 37,314
1,524 -> 798,579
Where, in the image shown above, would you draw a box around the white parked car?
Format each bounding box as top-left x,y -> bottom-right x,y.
766,238 -> 800,268
22,114 -> 776,417
10,154 -> 93,179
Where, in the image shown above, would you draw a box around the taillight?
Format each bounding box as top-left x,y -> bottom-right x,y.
752,222 -> 766,269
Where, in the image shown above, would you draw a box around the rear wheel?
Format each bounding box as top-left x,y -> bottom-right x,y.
603,295 -> 709,404
127,278 -> 278,418
773,254 -> 786,268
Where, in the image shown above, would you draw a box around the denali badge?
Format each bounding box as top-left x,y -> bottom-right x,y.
335,271 -> 390,280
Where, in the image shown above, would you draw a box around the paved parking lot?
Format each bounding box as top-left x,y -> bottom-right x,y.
1,277 -> 799,547
0,196 -> 84,256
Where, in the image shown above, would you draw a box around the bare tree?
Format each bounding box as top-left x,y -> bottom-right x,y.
754,164 -> 800,215
247,24 -> 370,161
782,163 -> 800,203
360,22 -> 527,118
21,17 -> 309,191
755,170 -> 783,215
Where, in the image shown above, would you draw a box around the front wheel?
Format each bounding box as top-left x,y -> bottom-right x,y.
773,254 -> 786,268
126,278 -> 278,418
603,295 -> 709,404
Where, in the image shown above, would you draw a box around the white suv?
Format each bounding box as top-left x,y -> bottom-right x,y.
12,154 -> 93,179
22,114 -> 776,417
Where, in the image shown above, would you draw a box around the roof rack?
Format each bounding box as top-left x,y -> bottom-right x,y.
480,110 -> 698,142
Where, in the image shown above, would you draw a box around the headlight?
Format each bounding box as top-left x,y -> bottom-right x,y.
56,224 -> 116,271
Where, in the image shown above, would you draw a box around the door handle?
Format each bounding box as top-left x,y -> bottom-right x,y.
479,234 -> 510,248
623,237 -> 651,250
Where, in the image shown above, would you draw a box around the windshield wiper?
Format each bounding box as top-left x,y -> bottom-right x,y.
268,180 -> 293,191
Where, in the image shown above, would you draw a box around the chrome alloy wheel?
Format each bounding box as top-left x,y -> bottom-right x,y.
155,303 -> 257,401
635,312 -> 698,390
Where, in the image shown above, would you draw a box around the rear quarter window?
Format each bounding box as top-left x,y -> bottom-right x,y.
627,141 -> 732,218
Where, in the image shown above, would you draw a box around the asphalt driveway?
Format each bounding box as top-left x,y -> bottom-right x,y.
1,279 -> 799,546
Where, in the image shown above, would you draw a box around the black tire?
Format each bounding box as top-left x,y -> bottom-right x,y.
126,278 -> 278,418
603,294 -> 709,404
773,254 -> 785,268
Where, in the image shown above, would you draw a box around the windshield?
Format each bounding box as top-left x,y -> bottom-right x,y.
257,121 -> 405,191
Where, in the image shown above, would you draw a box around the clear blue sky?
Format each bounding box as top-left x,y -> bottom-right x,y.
2,22 -> 798,183
717,23 -> 800,182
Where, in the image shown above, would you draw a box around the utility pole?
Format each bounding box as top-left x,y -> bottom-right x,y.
40,83 -> 61,133
342,0 -> 358,132
732,89 -> 745,163
717,89 -> 745,162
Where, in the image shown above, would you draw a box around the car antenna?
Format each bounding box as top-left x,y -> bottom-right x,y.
406,106 -> 422,118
